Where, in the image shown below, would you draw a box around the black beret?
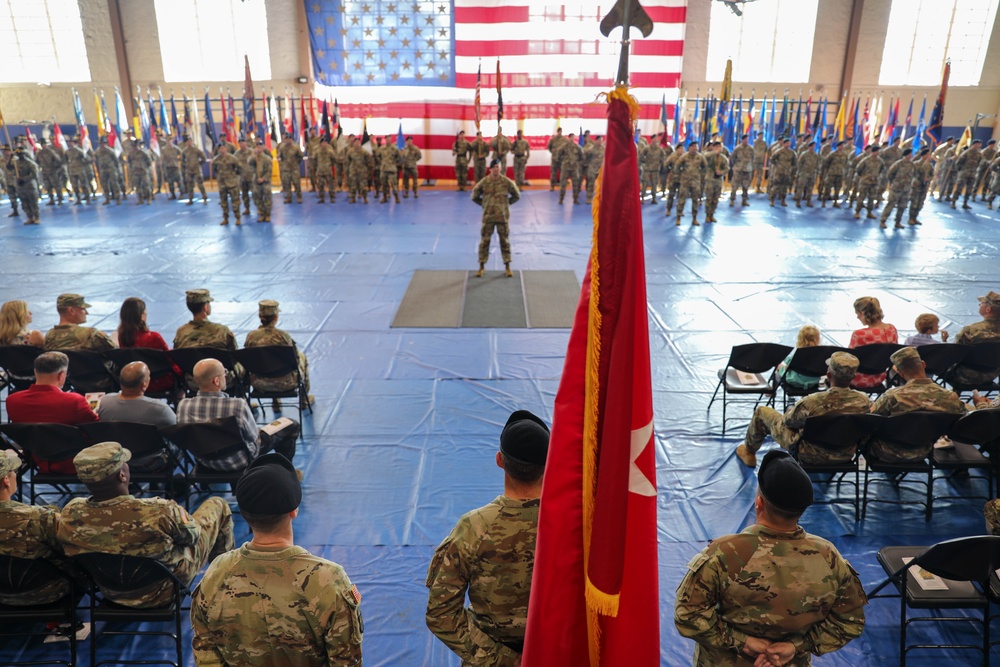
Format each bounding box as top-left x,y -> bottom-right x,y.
489,158 -> 501,168
236,453 -> 301,514
500,410 -> 549,466
758,450 -> 813,513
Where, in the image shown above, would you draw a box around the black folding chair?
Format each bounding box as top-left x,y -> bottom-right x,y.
166,347 -> 246,399
798,413 -> 882,521
707,342 -> 791,435
917,343 -> 969,387
232,345 -> 312,426
869,535 -> 1000,667
105,348 -> 182,406
72,552 -> 187,667
942,407 -> 1000,500
0,423 -> 90,505
774,345 -> 849,410
849,342 -> 905,395
0,345 -> 44,399
945,341 -> 1000,397
79,421 -> 180,498
161,416 -> 247,509
62,349 -> 119,396
0,554 -> 80,667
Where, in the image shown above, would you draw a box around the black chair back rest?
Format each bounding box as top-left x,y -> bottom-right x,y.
782,345 -> 850,379
79,421 -> 170,460
0,554 -> 70,596
957,341 -> 1000,373
0,345 -> 44,378
166,347 -> 237,376
105,348 -> 176,381
912,535 -> 1000,584
161,416 -> 245,458
851,342 -> 905,375
801,413 -> 882,453
231,346 -> 298,378
72,552 -> 181,598
0,423 -> 89,462
726,343 -> 793,374
916,343 -> 969,378
947,407 -> 1000,446
873,411 -> 963,453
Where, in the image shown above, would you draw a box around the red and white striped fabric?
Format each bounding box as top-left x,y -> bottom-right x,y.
315,0 -> 687,180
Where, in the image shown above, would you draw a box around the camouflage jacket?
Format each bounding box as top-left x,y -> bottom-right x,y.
252,152 -> 273,183
731,144 -> 754,173
96,145 -> 120,171
783,387 -> 871,462
0,500 -> 70,605
426,496 -> 539,666
65,146 -> 93,175
401,144 -> 422,169
36,146 -> 64,173
955,317 -> 1000,345
796,150 -> 820,180
490,134 -> 511,160
987,500 -> 1000,535
770,147 -> 797,179
244,325 -> 302,392
470,138 -> 490,161
278,142 -> 304,170
587,142 -> 606,174
705,152 -> 729,180
546,135 -> 566,159
869,379 -> 968,461
472,174 -> 520,224
182,145 -> 207,173
855,154 -> 883,183
453,138 -> 471,162
677,151 -> 707,187
313,142 -> 336,171
347,147 -> 372,178
911,160 -> 934,190
752,138 -> 768,163
212,153 -> 243,189
379,144 -> 402,172
173,319 -> 237,350
512,139 -> 530,159
558,141 -> 584,170
160,143 -> 181,172
885,158 -> 916,192
675,524 -> 867,667
640,143 -> 665,172
822,148 -> 849,177
955,146 -> 981,177
192,543 -> 363,667
44,324 -> 116,352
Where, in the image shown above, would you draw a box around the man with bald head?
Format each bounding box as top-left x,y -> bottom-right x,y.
97,361 -> 178,472
176,358 -> 299,472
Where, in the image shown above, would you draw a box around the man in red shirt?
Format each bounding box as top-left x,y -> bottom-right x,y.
6,351 -> 98,473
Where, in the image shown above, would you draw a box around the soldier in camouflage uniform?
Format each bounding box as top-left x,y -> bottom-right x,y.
973,139 -> 997,200
192,453 -> 363,667
584,135 -> 605,204
846,144 -> 869,205
0,449 -> 74,605
44,293 -> 116,353
305,130 -> 320,191
985,155 -> 1000,209
675,450 -> 867,667
736,352 -> 871,468
158,139 -> 182,201
252,141 -> 273,222
278,134 -> 304,204
470,131 -> 490,185
728,134 -> 753,207
512,130 -> 530,187
951,139 -> 982,209
663,148 -> 682,216
378,136 -> 402,204
768,138 -> 796,207
65,138 -> 93,204
452,130 -> 472,191
937,140 -> 961,201
794,145 -> 820,207
853,145 -> 884,219
181,136 -> 208,205
35,138 -> 65,206
58,442 -> 234,608
234,137 -> 255,214
128,140 -> 155,206
750,134 -> 768,193
401,136 -> 422,198
907,148 -> 935,224
96,137 -> 123,205
490,130 -> 512,175
213,143 -> 244,226
346,138 -> 372,204
174,289 -> 237,352
546,127 -> 567,191
930,137 -> 955,197
987,499 -> 1000,535
674,142 -> 706,226
557,134 -> 583,205
244,300 -> 313,406
876,137 -> 903,203
880,148 -> 915,229
311,136 -> 336,203
12,147 -> 41,225
639,138 -> 665,203
472,159 -> 520,278
427,410 -> 548,667
334,135 -> 350,193
820,142 -> 850,208
868,347 -> 968,462
950,291 -> 1000,387
703,141 -> 728,223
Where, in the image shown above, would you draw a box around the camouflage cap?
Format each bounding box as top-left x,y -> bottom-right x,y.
500,410 -> 550,466
0,449 -> 21,477
758,450 -> 813,513
259,299 -> 280,316
890,346 -> 921,367
74,442 -> 132,483
977,291 -> 1000,308
185,289 -> 214,304
826,351 -> 860,378
236,453 -> 301,514
57,293 -> 92,309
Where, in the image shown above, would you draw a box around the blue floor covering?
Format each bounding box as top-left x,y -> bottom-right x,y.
1,185 -> 999,666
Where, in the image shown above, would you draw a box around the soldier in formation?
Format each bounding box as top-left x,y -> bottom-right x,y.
278,133 -> 304,204
65,137 -> 93,205
305,130 -> 320,192
853,144 -> 884,219
546,127 -> 566,191
470,131 -> 490,185
794,142 -> 819,207
35,138 -> 65,206
557,133 -> 583,205
95,137 -> 123,205
452,130 -> 471,191
401,136 -> 422,198
234,137 -> 255,215
768,138 -> 796,207
346,137 -> 372,204
213,142 -> 244,226
2,144 -> 19,219
973,139 -> 997,200
12,146 -> 41,225
728,134 -> 753,207
702,141 -> 728,223
907,148 -> 934,224
674,141 -> 707,226
820,141 -> 849,208
252,140 -> 273,222
472,159 -> 520,278
378,136 -> 402,204
584,134 -> 605,205
639,137 -> 665,203
951,139 -> 982,209
490,130 -> 511,175
512,129 -> 530,188
312,135 -> 336,203
127,139 -> 155,205
880,148 -> 915,229
182,136 -> 208,205
158,138 -> 182,201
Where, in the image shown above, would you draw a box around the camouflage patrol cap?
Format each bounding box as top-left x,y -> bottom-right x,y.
758,450 -> 813,513
825,351 -> 859,379
259,299 -> 280,316
977,291 -> 1000,308
185,289 -> 214,304
74,442 -> 132,483
889,346 -> 921,367
500,410 -> 550,466
236,453 -> 301,514
57,293 -> 92,309
0,449 -> 21,477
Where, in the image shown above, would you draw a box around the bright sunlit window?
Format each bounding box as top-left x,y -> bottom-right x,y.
879,0 -> 998,87
0,0 -> 91,83
155,0 -> 271,82
706,0 -> 819,83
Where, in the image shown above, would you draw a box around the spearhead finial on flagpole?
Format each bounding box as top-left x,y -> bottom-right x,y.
600,0 -> 654,87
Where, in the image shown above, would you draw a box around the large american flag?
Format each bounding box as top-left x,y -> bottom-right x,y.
307,0 -> 687,179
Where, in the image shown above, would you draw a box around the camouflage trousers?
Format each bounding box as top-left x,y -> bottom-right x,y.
473,159 -> 487,184
41,171 -> 63,202
675,181 -> 701,218
69,172 -> 91,201
640,172 -> 659,201
908,185 -> 930,219
131,170 -> 152,204
664,179 -> 681,214
854,181 -> 879,213
478,221 -> 511,264
585,167 -> 601,201
550,159 -> 561,187
730,170 -> 751,200
253,181 -> 272,217
880,187 -> 911,223
951,174 -> 976,203
455,160 -> 471,189
168,498 -> 235,604
239,179 -> 252,212
348,174 -> 368,200
794,173 -> 816,203
219,184 -> 240,220
334,162 -> 345,190
5,182 -> 18,213
280,169 -> 301,200
185,171 -> 206,201
513,157 -> 528,186
658,168 -> 669,195
380,171 -> 399,198
402,166 -> 419,193
315,172 -> 335,201
986,500 -> 1000,535
823,174 -> 844,203
744,406 -> 798,454
704,177 -> 723,217
975,164 -> 992,195
559,166 -> 582,201
769,176 -> 792,202
751,163 -> 766,190
163,168 -> 183,198
99,168 -> 122,202
16,183 -> 39,220
939,170 -> 958,200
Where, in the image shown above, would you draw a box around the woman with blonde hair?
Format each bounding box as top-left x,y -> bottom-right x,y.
777,324 -> 822,389
0,300 -> 45,347
849,296 -> 898,389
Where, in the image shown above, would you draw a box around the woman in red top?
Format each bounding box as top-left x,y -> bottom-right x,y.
849,296 -> 898,389
117,297 -> 182,394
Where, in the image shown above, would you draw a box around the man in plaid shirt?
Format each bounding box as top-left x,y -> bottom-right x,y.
177,358 -> 299,471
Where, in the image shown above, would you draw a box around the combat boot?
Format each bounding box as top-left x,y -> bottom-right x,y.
504,263 -> 513,278
675,217 -> 681,226
691,216 -> 700,226
650,195 -> 656,204
394,192 -> 400,203
795,199 -> 801,208
558,193 -> 564,204
729,197 -> 735,207
220,217 -> 229,226
853,210 -> 860,219
348,195 -> 355,204
950,201 -> 957,209
413,190 -> 418,198
297,194 -> 303,203
380,194 -> 388,203
894,221 -> 904,229
284,196 -> 292,204
573,195 -> 580,205
866,211 -> 876,219
742,198 -> 749,207
318,195 -> 325,203
806,199 -> 814,207
402,191 -> 408,198
244,207 -> 250,215
769,197 -> 775,207
362,193 -> 368,204
235,217 -> 242,226
475,263 -> 485,278
780,198 -> 787,207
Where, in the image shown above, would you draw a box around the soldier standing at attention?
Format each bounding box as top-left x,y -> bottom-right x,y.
472,159 -> 520,278
130,140 -> 156,205
234,137 -> 255,214
794,145 -> 820,208
663,147 -> 682,217
426,410 -> 549,667
182,135 -> 208,205
159,138 -> 182,201
470,131 -> 490,185
951,139 -> 982,209
35,138 -> 64,206
973,139 -> 997,200
907,148 -> 934,225
751,134 -> 768,193
674,141 -> 707,226
584,135 -> 605,205
452,130 -> 471,191
984,152 -> 1000,210
346,138 -> 371,204
278,133 -> 304,204
512,129 -> 530,188
65,137 -> 93,205
213,142 -> 243,226
853,145 -> 884,219
401,136 -> 422,198
192,453 -> 363,666
820,141 -> 849,208
96,138 -> 122,205
729,134 -> 753,207
12,146 -> 41,225
557,133 -> 584,205
546,127 -> 566,191
675,450 -> 867,667
378,135 -> 402,204
490,129 -> 512,175
930,136 -> 955,197
703,141 -> 728,223
639,137 -> 665,203
880,148 -> 915,229
305,130 -> 320,192
768,137 -> 796,207
333,134 -> 349,194
251,141 -> 273,222
313,135 -> 336,203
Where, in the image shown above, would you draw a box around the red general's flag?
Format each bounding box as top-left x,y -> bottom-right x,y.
522,88 -> 659,667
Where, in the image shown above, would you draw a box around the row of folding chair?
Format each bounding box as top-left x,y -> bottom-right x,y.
0,552 -> 187,667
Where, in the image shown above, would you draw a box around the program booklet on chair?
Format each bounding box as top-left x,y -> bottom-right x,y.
901,557 -> 950,590
261,417 -> 295,436
85,392 -> 105,411
736,371 -> 762,385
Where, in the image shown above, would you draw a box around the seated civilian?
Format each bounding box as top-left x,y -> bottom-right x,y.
243,300 -> 314,410
776,325 -> 823,390
848,296 -> 897,390
116,296 -> 182,396
0,299 -> 45,347
868,347 -> 968,462
6,351 -> 98,473
904,313 -> 949,346
176,358 -> 299,472
952,290 -> 1000,386
97,361 -> 178,472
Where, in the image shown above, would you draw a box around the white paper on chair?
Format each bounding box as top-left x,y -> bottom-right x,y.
261,416 -> 295,436
736,371 -> 761,385
902,557 -> 950,590
932,436 -> 954,449
85,392 -> 105,411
